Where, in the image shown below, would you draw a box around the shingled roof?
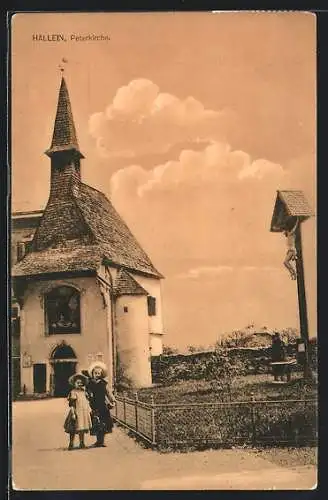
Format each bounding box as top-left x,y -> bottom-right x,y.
12,184 -> 163,278
12,75 -> 163,280
114,268 -> 148,296
270,190 -> 314,232
12,244 -> 102,277
279,190 -> 313,217
45,77 -> 84,158
75,183 -> 162,277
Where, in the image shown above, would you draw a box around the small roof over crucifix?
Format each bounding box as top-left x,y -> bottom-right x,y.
270,190 -> 314,232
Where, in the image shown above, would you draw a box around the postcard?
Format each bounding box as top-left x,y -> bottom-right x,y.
10,11 -> 317,490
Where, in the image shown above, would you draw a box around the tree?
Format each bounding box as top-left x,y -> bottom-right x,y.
219,328 -> 250,348
204,347 -> 246,400
279,327 -> 298,344
162,345 -> 179,355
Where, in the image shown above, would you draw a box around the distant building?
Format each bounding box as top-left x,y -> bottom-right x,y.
12,77 -> 165,397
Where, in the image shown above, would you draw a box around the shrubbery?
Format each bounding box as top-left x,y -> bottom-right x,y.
152,347 -> 273,385
155,398 -> 317,450
253,400 -> 317,446
203,348 -> 246,399
151,342 -> 319,385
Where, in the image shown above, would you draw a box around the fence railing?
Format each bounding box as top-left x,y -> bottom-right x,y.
113,393 -> 156,445
112,394 -> 318,449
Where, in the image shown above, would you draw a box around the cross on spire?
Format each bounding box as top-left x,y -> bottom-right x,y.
58,57 -> 68,74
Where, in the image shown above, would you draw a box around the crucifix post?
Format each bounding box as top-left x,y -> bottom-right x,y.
270,190 -> 314,382
294,223 -> 311,380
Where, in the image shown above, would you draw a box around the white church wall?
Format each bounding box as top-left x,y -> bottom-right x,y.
131,274 -> 165,359
115,294 -> 152,388
132,274 -> 165,335
20,276 -> 109,393
149,332 -> 163,356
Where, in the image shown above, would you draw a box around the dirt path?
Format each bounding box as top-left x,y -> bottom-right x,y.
12,399 -> 317,490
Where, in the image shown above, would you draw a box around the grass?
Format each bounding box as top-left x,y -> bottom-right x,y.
122,373 -> 317,404
117,374 -> 317,452
248,446 -> 317,467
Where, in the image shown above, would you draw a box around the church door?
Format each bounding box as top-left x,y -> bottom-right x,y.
33,363 -> 47,393
51,343 -> 78,397
53,362 -> 76,397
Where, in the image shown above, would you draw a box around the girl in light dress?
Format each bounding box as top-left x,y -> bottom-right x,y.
64,373 -> 92,450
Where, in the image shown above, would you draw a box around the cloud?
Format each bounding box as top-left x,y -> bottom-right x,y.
107,140 -> 316,301
94,82 -> 315,344
242,265 -> 279,272
110,142 -> 288,200
177,265 -> 280,279
107,140 -> 298,283
238,158 -> 285,180
88,79 -> 235,159
177,266 -> 234,279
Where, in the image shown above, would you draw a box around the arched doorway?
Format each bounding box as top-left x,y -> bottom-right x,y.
50,343 -> 77,397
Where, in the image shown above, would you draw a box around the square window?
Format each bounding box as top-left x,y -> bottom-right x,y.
123,306 -> 128,313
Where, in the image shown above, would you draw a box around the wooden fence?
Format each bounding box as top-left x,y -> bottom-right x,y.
112,394 -> 317,449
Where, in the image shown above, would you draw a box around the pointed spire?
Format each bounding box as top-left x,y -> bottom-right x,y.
45,77 -> 84,158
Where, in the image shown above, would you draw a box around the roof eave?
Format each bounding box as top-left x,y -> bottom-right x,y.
12,269 -> 97,281
270,192 -> 283,232
45,145 -> 85,158
270,190 -> 313,232
12,210 -> 44,218
114,291 -> 148,297
103,257 -> 164,279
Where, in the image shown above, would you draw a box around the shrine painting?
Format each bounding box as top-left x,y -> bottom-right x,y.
45,286 -> 80,334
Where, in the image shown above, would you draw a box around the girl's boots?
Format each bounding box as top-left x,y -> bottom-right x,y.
68,433 -> 86,450
68,433 -> 75,450
95,432 -> 105,447
79,432 -> 86,449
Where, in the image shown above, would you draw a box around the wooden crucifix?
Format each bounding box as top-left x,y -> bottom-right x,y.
270,190 -> 314,380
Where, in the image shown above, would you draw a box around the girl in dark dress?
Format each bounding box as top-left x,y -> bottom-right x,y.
87,362 -> 116,447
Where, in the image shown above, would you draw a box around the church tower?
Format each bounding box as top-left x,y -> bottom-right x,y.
46,77 -> 84,199
32,77 -> 92,251
13,72 -> 165,396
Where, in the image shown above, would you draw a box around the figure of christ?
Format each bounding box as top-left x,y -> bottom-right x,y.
283,218 -> 299,280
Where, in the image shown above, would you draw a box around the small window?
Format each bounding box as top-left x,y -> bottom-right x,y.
123,306 -> 128,313
147,296 -> 156,316
16,239 -> 33,261
16,242 -> 26,261
25,240 -> 33,254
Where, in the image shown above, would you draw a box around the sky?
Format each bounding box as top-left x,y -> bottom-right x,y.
11,12 -> 316,349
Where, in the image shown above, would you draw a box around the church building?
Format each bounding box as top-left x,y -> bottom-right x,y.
12,77 -> 165,397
